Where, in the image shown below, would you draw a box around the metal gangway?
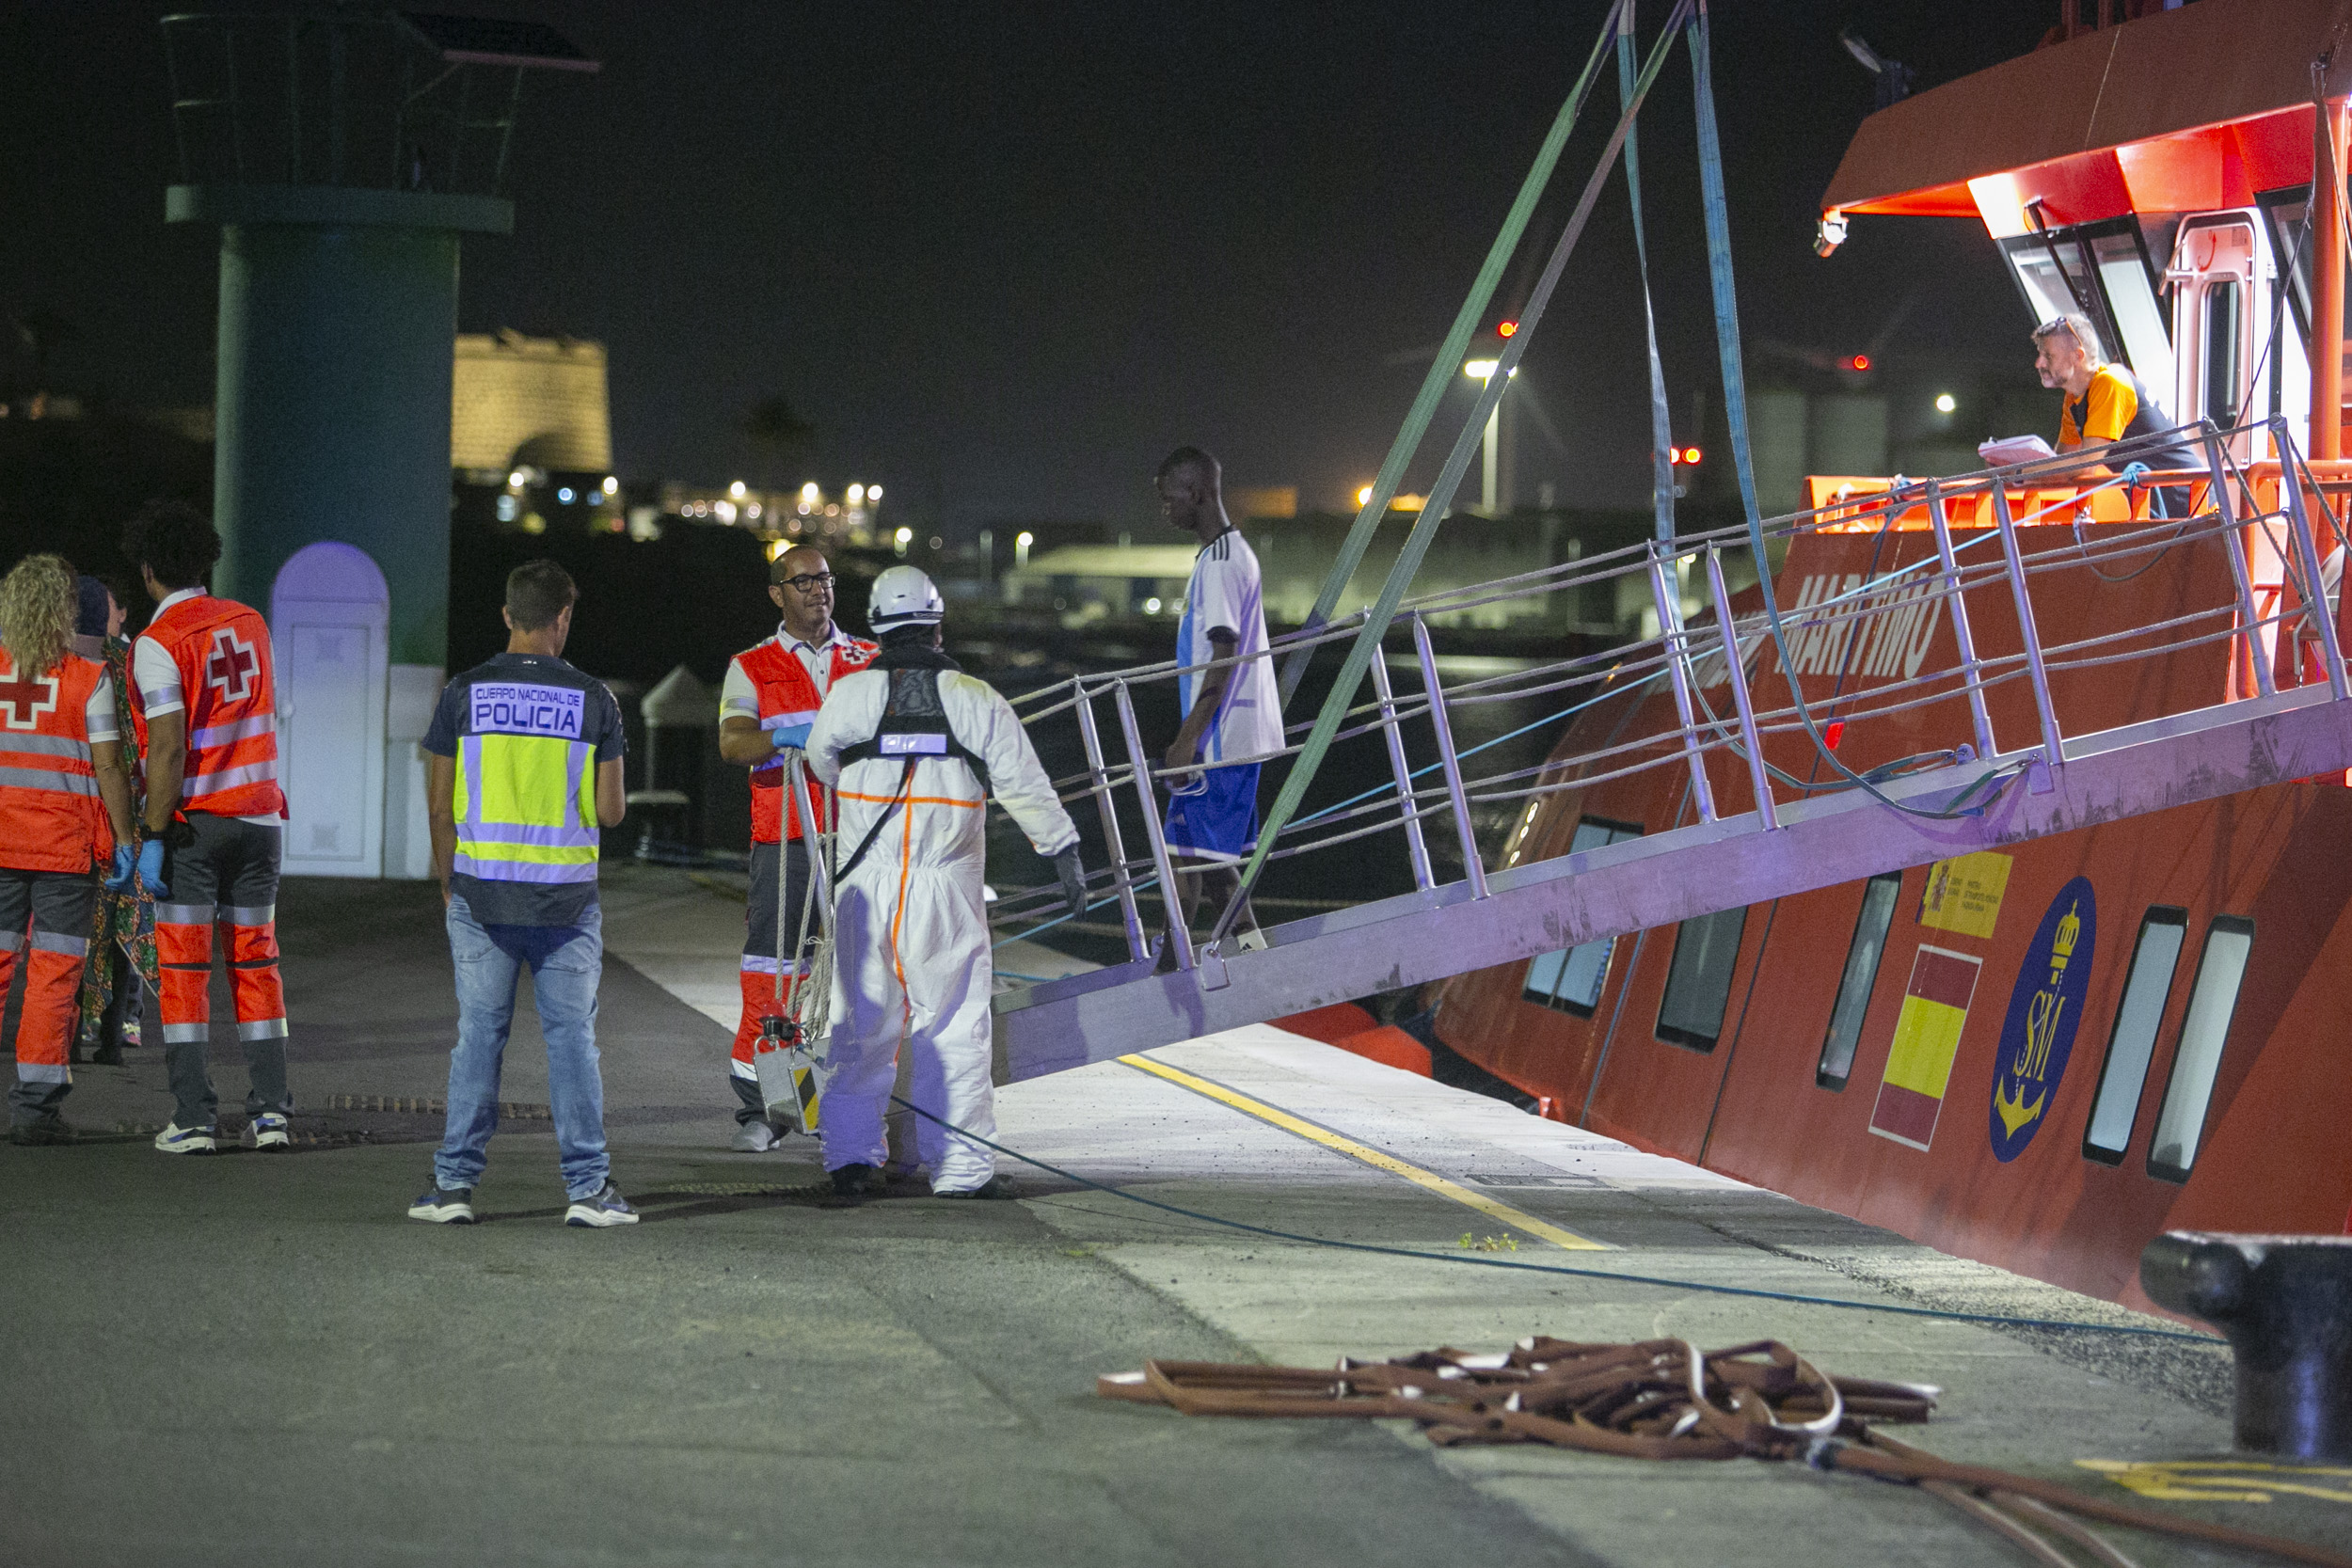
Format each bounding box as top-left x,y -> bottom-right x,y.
977,420 -> 2352,1083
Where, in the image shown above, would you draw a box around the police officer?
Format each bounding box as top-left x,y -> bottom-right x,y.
803,566 -> 1084,1198
0,554 -> 136,1144
119,502 -> 294,1154
714,544 -> 875,1149
409,561 -> 636,1227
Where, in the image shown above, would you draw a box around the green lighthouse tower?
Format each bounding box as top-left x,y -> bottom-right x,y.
159,9 -> 595,876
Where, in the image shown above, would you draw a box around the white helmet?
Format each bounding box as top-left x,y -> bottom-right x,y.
868,564 -> 945,631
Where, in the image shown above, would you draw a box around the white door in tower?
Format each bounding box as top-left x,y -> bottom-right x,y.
271,542 -> 389,878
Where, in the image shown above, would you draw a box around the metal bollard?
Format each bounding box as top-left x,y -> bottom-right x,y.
2140,1230 -> 2352,1462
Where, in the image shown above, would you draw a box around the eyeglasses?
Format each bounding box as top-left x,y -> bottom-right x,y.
778,572 -> 834,593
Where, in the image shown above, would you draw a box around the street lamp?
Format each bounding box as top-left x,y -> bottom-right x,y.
1464,359 -> 1507,514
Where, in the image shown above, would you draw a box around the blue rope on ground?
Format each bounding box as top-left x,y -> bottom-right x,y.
886,1094 -> 2223,1345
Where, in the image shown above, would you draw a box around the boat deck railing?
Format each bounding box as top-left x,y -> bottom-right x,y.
971,418 -> 2352,1078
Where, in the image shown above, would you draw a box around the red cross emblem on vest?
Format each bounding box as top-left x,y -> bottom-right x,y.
0,667 -> 59,731
206,627 -> 259,704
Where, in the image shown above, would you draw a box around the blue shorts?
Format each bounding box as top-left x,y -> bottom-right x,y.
1164,762 -> 1261,861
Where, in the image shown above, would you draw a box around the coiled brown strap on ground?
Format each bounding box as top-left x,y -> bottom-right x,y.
1097,1337 -> 2352,1568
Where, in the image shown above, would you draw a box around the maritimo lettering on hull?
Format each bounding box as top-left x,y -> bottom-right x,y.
1774,573 -> 1944,683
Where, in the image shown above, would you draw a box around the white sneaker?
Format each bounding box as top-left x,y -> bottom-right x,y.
243,1113 -> 291,1150
731,1119 -> 785,1152
564,1182 -> 640,1227
154,1122 -> 217,1155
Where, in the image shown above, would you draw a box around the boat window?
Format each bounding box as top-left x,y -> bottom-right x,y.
1521,817 -> 1643,1015
1999,218 -> 2167,384
2147,916 -> 2254,1183
2081,907 -> 2186,1164
2006,239 -> 2106,354
2090,228 -> 2174,400
2255,186 -> 2313,339
2202,278 -> 2243,427
1816,873 -> 1902,1090
1654,905 -> 1748,1053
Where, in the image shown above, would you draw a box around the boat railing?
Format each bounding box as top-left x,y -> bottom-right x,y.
978,416 -> 2351,980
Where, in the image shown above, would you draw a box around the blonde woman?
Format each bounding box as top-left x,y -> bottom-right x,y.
0,553 -> 136,1144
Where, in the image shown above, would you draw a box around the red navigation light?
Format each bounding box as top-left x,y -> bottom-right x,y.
1823,720 -> 1846,750
1668,448 -> 1684,466
1682,445 -> 1702,465
1497,320 -> 1519,338
1847,354 -> 1871,372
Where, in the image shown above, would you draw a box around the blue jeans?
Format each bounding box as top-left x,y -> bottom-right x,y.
437,894 -> 611,1199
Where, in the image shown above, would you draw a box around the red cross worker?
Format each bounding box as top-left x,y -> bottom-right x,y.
713,544 -> 877,1149
0,554 -> 137,1145
120,502 -> 294,1155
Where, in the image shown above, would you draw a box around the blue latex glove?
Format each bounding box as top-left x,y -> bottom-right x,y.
2121,461 -> 2151,488
103,842 -> 138,893
771,723 -> 812,752
135,838 -> 168,897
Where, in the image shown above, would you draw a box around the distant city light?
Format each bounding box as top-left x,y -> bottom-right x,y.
715,500 -> 738,523
929,536 -> 943,550
521,513 -> 545,534
868,485 -> 883,500
601,475 -> 619,495
746,503 -> 763,519
1144,596 -> 1162,614
1668,445 -> 1703,466
729,480 -> 747,499
1463,358 -> 1500,380
1015,530 -> 1034,569
1357,484 -> 1375,508
557,487 -> 575,504
1847,354 -> 1871,372
800,481 -> 820,501
848,483 -> 866,506
1934,392 -> 1957,413
1497,321 -> 1519,338
495,495 -> 518,522
508,470 -> 526,489
894,526 -> 914,558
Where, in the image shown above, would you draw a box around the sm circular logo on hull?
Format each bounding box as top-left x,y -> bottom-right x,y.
1989,877 -> 2096,1163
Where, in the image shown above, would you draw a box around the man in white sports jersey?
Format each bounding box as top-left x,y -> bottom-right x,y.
1155,446 -> 1280,948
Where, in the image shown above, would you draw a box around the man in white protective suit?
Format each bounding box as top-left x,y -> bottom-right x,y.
803,565 -> 1086,1199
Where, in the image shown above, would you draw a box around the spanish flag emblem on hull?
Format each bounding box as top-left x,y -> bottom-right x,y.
1869,945 -> 1984,1150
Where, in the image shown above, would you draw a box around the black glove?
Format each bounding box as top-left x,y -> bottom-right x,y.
1052,846 -> 1087,919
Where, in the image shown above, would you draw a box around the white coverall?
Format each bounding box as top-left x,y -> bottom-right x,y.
803,663 -> 1077,1193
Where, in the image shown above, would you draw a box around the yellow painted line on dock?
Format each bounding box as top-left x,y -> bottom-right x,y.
1117,1053 -> 1609,1252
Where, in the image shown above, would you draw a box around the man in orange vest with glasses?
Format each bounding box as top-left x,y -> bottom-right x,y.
715,544 -> 876,1149
117,501 -> 294,1155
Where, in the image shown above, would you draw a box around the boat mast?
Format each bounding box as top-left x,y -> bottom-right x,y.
2312,91 -> 2344,459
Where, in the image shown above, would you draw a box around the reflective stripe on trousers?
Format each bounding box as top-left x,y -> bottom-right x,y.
0,868 -> 97,1111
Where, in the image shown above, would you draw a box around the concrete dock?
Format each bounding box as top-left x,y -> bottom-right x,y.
4,864 -> 2343,1566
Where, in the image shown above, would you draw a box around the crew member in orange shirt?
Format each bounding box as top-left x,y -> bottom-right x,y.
713,545 -> 876,1149
2032,311 -> 2196,516
119,501 -> 295,1155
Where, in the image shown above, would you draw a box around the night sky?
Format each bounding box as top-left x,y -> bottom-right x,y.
7,2 -> 2069,532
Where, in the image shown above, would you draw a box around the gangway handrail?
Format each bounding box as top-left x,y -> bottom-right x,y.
978,420 -> 2349,1009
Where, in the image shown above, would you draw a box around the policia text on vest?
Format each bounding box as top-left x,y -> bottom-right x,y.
416,562 -> 639,1227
